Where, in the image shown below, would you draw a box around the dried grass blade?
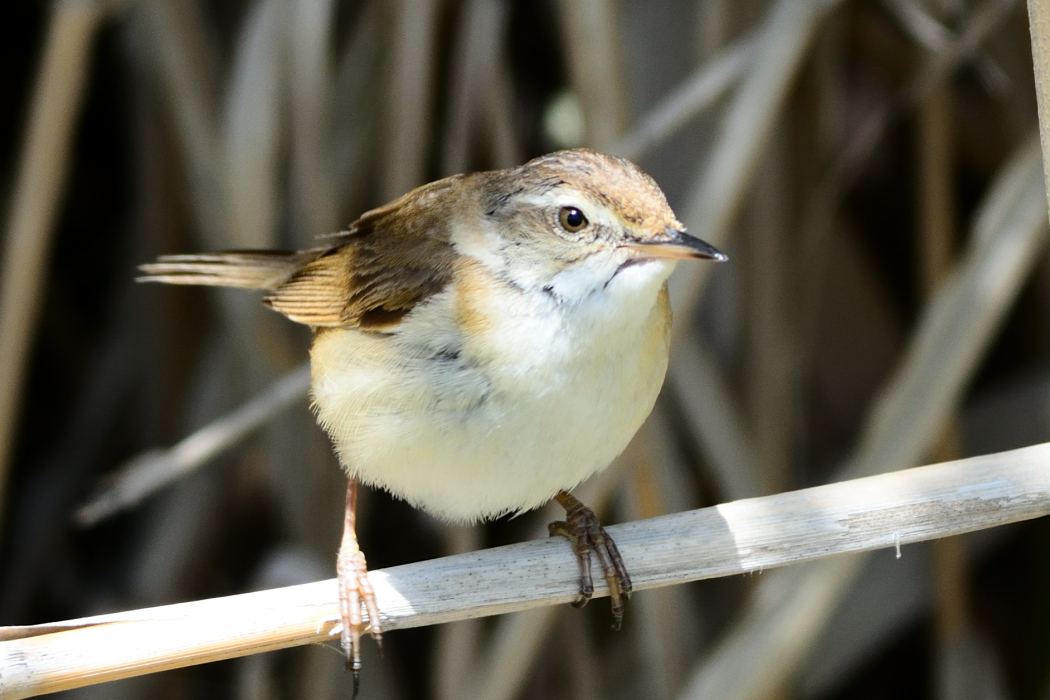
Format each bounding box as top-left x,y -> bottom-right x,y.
381,0 -> 441,200
670,0 -> 841,326
557,0 -> 628,148
0,0 -> 108,535
134,0 -> 224,246
1028,0 -> 1050,216
224,0 -> 285,249
611,33 -> 756,162
74,364 -> 311,526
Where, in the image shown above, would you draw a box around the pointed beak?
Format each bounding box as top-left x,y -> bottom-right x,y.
623,227 -> 727,262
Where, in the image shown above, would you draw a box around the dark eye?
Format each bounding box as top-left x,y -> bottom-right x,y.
559,206 -> 588,232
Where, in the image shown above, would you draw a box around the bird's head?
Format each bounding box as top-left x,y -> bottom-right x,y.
462,148 -> 726,303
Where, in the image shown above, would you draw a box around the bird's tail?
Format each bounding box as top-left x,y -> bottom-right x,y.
138,251 -> 315,290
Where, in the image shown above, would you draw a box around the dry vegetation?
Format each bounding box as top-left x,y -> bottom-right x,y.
2,0 -> 1050,698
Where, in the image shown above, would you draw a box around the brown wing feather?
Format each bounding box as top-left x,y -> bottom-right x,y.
263,175 -> 468,330
261,249 -> 352,326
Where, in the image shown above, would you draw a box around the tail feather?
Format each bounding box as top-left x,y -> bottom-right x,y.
138,251 -> 314,290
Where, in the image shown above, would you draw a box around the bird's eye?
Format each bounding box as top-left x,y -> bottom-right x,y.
559,206 -> 588,232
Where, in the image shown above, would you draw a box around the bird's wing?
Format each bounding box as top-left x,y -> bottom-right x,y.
265,176 -> 464,330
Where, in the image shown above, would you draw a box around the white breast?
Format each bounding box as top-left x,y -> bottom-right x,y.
309,260 -> 674,523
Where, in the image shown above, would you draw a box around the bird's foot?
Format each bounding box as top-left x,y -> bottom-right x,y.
336,479 -> 380,698
548,490 -> 632,629
337,538 -> 381,696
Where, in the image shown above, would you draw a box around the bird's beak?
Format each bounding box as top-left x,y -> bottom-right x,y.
624,227 -> 727,261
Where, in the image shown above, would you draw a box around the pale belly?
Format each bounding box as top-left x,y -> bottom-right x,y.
309,284 -> 671,523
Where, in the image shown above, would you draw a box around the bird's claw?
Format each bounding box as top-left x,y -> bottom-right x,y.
549,491 -> 633,629
337,541 -> 381,698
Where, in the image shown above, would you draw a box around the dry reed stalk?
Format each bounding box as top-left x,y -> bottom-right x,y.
135,0 -> 224,247
556,0 -> 628,149
224,0 -> 285,250
668,329 -> 760,500
1029,0 -> 1050,215
0,315 -> 140,621
559,611 -> 603,700
483,58 -> 523,169
610,33 -> 756,162
330,0 -> 387,217
0,0 -> 108,535
808,0 -> 1016,206
124,341 -> 240,605
442,0 -> 510,175
381,0 -> 441,200
289,0 -> 338,244
916,56 -> 978,700
747,129 -> 794,494
4,442 -> 1050,699
885,0 -> 1010,91
671,0 -> 841,325
75,364 -> 311,525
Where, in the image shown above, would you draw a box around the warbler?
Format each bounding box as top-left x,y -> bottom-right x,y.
140,148 -> 726,686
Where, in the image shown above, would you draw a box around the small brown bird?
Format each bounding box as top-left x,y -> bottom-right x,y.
140,148 -> 725,686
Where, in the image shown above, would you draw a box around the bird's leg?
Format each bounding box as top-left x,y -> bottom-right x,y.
337,478 -> 381,694
548,490 -> 633,630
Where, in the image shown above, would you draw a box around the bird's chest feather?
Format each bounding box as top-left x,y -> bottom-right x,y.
309,265 -> 672,522
456,268 -> 670,416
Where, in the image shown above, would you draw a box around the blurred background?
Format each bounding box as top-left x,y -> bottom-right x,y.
2,0 -> 1050,698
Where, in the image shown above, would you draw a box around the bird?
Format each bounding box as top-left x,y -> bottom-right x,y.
139,148 -> 725,690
